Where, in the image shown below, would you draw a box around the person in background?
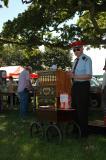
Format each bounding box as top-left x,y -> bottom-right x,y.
17,66 -> 33,119
0,58 -> 3,112
7,76 -> 17,108
102,61 -> 106,125
69,41 -> 92,137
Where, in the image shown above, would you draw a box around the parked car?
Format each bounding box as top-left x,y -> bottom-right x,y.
90,77 -> 102,108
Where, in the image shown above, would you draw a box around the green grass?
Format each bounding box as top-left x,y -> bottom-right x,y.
0,110 -> 106,160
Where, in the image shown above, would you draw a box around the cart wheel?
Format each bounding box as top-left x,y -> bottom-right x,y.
45,124 -> 62,144
65,121 -> 81,138
30,122 -> 43,139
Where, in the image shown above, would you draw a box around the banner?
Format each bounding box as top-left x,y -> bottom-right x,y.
60,93 -> 71,109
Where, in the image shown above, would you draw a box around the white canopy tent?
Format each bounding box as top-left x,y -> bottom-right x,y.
0,66 -> 38,79
0,66 -> 24,78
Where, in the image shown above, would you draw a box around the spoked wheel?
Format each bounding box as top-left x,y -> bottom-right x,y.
65,120 -> 81,138
45,124 -> 62,144
30,122 -> 43,139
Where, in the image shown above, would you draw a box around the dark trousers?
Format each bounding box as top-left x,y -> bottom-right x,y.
18,89 -> 29,118
71,81 -> 90,137
0,96 -> 2,112
102,86 -> 106,116
8,93 -> 16,105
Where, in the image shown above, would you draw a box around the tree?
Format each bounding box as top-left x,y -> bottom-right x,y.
0,0 -> 8,7
0,43 -> 72,70
42,47 -> 72,70
77,11 -> 106,47
0,0 -> 33,7
0,44 -> 25,66
0,44 -> 43,70
0,0 -> 106,47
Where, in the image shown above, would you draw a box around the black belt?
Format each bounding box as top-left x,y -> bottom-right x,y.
24,88 -> 29,92
73,81 -> 90,84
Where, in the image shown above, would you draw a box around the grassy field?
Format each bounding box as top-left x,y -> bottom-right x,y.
0,109 -> 106,160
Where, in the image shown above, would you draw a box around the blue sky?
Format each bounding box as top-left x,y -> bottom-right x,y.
0,0 -> 29,31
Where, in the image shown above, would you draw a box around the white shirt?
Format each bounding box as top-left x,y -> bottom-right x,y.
72,53 -> 92,81
18,69 -> 30,92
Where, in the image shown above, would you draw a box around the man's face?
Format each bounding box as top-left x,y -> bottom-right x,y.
73,46 -> 83,57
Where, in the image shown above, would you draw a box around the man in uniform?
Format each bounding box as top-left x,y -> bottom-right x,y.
70,41 -> 92,137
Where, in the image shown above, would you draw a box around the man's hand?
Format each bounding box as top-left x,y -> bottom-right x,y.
66,71 -> 73,77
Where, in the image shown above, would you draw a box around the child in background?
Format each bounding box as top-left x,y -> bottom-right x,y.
7,76 -> 17,106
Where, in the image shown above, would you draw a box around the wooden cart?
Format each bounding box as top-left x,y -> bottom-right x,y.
30,70 -> 81,143
30,70 -> 106,142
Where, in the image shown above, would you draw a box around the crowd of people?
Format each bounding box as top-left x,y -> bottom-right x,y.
0,65 -> 33,115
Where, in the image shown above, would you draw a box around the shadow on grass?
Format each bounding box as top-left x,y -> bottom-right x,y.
0,109 -> 106,160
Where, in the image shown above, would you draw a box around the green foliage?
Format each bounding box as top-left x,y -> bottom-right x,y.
2,0 -> 9,7
23,48 -> 44,70
43,47 -> 72,69
0,45 -> 25,66
0,44 -> 72,71
77,12 -> 106,44
0,110 -> 106,160
0,0 -> 106,47
0,44 -> 43,70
